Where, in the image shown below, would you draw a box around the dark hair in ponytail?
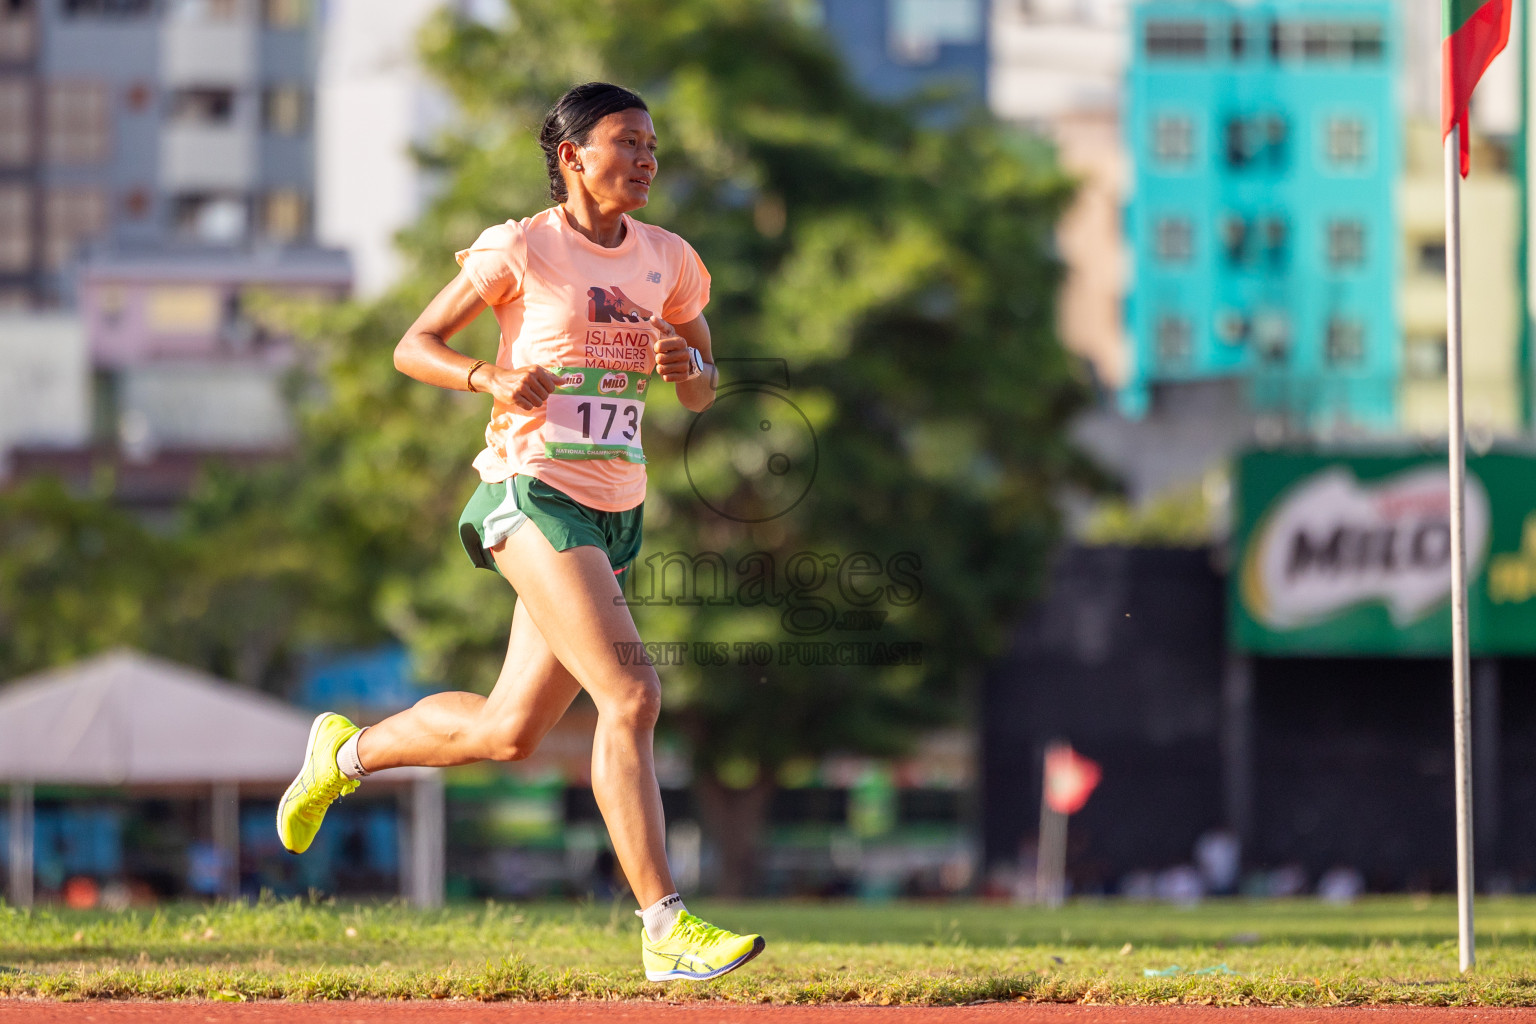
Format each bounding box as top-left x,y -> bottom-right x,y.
538,82 -> 649,203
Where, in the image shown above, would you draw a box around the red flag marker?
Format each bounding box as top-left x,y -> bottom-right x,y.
1043,743 -> 1102,816
1442,0 -> 1511,176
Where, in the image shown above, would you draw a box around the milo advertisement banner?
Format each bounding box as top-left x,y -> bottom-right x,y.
1232,449 -> 1536,655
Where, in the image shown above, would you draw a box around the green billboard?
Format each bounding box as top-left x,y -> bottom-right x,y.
1231,449 -> 1536,655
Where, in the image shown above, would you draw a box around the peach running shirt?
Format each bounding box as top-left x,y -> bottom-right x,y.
456,207 -> 711,512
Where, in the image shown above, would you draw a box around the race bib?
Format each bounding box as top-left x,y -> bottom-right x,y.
542,367 -> 649,463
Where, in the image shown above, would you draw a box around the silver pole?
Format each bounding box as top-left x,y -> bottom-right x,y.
7,783 -> 33,910
1445,124 -> 1476,974
410,774 -> 445,909
1035,743 -> 1068,909
211,782 -> 240,902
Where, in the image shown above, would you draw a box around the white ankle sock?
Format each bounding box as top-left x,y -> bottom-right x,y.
637,892 -> 685,942
336,728 -> 371,779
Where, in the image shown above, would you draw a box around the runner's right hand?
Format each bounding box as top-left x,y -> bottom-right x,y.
485,364 -> 566,410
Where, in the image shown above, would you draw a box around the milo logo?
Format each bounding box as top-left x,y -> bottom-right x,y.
599,372 -> 628,394
561,372 -> 585,389
1241,466 -> 1491,629
636,378 -> 648,394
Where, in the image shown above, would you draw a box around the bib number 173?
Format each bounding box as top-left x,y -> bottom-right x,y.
544,391 -> 646,463
577,400 -> 638,442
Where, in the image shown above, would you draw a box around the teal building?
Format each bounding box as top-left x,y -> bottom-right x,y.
1123,0 -> 1400,430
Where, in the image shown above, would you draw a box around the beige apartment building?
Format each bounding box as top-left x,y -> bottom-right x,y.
990,0 -> 1129,392
1398,120 -> 1521,438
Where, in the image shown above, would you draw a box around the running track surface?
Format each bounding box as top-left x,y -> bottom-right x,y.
1,1004 -> 1531,1023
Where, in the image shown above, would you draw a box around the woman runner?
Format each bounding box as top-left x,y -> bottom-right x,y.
276,82 -> 764,982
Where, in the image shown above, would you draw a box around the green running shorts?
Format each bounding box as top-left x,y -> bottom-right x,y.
457,475 -> 643,579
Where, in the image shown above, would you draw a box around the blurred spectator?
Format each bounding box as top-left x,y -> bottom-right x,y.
1154,865 -> 1204,905
1317,866 -> 1365,904
187,842 -> 226,896
1194,829 -> 1241,895
1262,863 -> 1309,897
1119,869 -> 1155,900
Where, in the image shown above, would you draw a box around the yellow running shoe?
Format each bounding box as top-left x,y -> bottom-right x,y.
276,712 -> 361,854
641,911 -> 765,982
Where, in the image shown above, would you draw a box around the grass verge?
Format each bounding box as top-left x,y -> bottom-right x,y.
4,896 -> 1536,1005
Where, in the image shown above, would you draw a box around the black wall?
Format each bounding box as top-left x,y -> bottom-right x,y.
1249,657 -> 1456,890
981,546 -> 1226,888
984,543 -> 1536,892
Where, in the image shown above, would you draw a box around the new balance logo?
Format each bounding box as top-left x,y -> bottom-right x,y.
646,271 -> 662,284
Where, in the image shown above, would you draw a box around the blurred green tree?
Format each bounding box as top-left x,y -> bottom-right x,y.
0,471 -> 334,694
0,477 -> 175,676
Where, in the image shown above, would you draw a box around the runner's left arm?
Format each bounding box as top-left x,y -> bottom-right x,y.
650,313 -> 716,413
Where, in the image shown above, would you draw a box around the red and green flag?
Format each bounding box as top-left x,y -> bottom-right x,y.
1443,0 -> 1512,176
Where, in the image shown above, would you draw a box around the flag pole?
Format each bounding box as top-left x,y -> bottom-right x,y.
1036,742 -> 1067,909
1444,122 -> 1476,974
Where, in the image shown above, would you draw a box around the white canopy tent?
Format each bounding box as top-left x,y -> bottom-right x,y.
0,650 -> 443,908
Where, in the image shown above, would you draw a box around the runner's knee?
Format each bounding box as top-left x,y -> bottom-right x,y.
486,738 -> 535,763
598,674 -> 661,732
474,723 -> 537,762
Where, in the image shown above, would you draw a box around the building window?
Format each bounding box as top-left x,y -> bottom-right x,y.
1229,20 -> 1248,60
1405,334 -> 1448,378
1223,118 -> 1247,167
174,193 -> 248,244
1216,311 -> 1249,346
62,0 -> 153,14
0,0 -> 35,63
170,87 -> 235,125
1225,114 -> 1287,169
1325,117 -> 1366,165
1325,317 -> 1365,366
1418,241 -> 1447,275
1155,315 -> 1192,365
1327,220 -> 1365,267
888,0 -> 983,63
1253,311 -> 1290,364
262,87 -> 306,134
45,82 -> 109,165
1152,116 -> 1193,164
262,0 -> 308,27
1271,21 -> 1384,62
260,190 -> 308,242
44,187 -> 107,269
1262,216 -> 1288,267
0,183 -> 30,271
1145,20 -> 1207,58
0,79 -> 31,168
144,286 -> 222,337
1154,217 -> 1192,262
168,0 -> 241,19
1220,215 -> 1249,266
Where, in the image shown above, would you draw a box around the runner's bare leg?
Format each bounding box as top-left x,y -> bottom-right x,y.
352,525 -> 671,905
356,600 -> 582,768
485,526 -> 675,908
